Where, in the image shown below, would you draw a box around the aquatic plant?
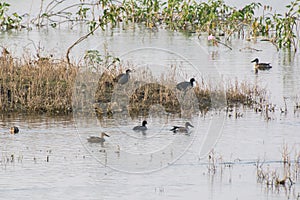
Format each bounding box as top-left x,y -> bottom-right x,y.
31,0 -> 101,28
273,0 -> 300,51
256,144 -> 300,190
0,2 -> 23,30
207,149 -> 218,174
84,49 -> 120,70
1,0 -> 300,51
256,0 -> 300,52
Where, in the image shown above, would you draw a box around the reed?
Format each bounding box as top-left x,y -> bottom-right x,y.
0,51 -> 271,117
207,149 -> 218,174
256,144 -> 299,190
0,51 -> 77,114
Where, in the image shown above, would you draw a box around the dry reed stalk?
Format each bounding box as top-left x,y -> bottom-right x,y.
128,83 -> 181,118
256,144 -> 299,190
0,54 -> 77,114
0,52 -> 271,117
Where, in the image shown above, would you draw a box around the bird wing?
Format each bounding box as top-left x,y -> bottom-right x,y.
258,63 -> 272,69
133,126 -> 141,131
176,82 -> 186,90
114,73 -> 124,82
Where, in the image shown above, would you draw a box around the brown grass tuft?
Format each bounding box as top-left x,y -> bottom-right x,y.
0,53 -> 271,117
128,83 -> 181,118
0,54 -> 77,114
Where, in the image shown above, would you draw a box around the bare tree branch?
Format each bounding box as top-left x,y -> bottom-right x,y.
66,24 -> 101,65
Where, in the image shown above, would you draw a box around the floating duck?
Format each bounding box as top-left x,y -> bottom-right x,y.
10,126 -> 19,134
170,122 -> 194,134
115,69 -> 132,85
251,58 -> 272,74
87,132 -> 110,143
133,120 -> 147,132
176,78 -> 195,91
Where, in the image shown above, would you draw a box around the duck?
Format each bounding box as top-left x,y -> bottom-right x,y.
87,132 -> 110,143
133,120 -> 147,132
10,126 -> 19,134
251,58 -> 272,73
115,69 -> 132,85
170,122 -> 194,134
176,78 -> 195,91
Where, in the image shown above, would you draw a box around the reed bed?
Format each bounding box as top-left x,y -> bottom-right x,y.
0,52 -> 270,117
0,52 -> 77,114
93,67 -> 268,119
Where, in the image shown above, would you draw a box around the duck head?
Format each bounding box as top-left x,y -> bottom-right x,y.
251,58 -> 259,64
190,78 -> 196,86
185,122 -> 194,128
10,126 -> 19,134
101,132 -> 110,138
142,120 -> 147,126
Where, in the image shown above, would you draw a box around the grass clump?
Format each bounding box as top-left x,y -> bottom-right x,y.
0,50 -> 77,114
0,50 -> 270,117
256,144 -> 300,190
128,83 -> 181,118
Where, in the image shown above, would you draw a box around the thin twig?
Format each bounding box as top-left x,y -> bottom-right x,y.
66,24 -> 101,65
239,47 -> 262,52
260,38 -> 279,51
215,39 -> 232,50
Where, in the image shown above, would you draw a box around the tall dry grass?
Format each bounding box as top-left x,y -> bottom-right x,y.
0,50 -> 270,116
256,144 -> 300,190
0,51 -> 77,114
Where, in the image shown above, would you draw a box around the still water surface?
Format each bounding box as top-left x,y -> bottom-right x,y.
1,1 -> 300,199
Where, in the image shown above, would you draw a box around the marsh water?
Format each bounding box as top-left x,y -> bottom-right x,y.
1,0 -> 300,199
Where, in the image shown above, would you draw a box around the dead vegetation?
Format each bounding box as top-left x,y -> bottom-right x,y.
0,50 -> 271,117
0,49 -> 77,114
256,144 -> 300,190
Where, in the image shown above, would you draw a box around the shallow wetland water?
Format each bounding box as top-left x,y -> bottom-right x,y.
0,0 -> 300,199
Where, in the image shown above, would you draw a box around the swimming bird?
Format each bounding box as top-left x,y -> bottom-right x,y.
133,120 -> 147,132
170,122 -> 194,134
87,132 -> 110,143
115,69 -> 132,85
176,78 -> 195,91
10,126 -> 19,134
251,58 -> 272,73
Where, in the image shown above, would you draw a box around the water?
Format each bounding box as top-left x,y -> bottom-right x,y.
1,1 -> 300,199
